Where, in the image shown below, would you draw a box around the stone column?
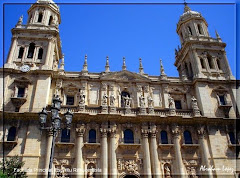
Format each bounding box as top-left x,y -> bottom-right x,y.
109,123 -> 117,178
75,124 -> 85,178
141,124 -> 152,178
197,126 -> 213,178
149,124 -> 161,178
171,125 -> 185,178
100,123 -> 108,178
44,129 -> 53,178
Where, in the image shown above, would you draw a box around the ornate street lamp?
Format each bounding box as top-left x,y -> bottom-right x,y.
39,95 -> 73,178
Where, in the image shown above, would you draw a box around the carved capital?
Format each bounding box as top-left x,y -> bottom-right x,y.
47,128 -> 54,137
100,122 -> 108,137
197,125 -> 206,139
171,125 -> 181,138
141,123 -> 149,137
149,123 -> 157,137
76,124 -> 85,137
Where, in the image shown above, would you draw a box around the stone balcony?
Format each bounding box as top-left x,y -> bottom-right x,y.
58,105 -> 194,118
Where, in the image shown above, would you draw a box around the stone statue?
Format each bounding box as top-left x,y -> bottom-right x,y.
79,91 -> 85,105
110,92 -> 115,106
139,95 -> 145,107
102,92 -> 108,105
191,96 -> 199,110
148,96 -> 154,107
168,95 -> 175,109
17,15 -> 23,25
164,164 -> 171,178
123,96 -> 132,108
87,165 -> 95,178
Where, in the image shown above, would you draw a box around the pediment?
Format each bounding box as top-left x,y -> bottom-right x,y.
101,70 -> 150,82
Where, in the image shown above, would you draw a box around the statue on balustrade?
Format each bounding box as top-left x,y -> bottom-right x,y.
102,92 -> 108,105
123,95 -> 132,108
168,95 -> 175,109
110,92 -> 115,106
79,91 -> 85,105
139,95 -> 145,108
148,95 -> 154,108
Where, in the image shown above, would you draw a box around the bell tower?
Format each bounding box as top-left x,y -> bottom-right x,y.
4,0 -> 63,71
175,3 -> 235,80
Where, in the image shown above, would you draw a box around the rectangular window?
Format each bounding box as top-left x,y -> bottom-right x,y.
175,100 -> 182,109
219,95 -> 226,105
66,96 -> 74,105
17,87 -> 25,98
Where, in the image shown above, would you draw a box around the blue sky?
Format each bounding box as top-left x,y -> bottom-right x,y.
1,0 -> 239,78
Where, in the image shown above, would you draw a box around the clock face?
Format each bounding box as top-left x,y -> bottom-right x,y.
20,65 -> 30,72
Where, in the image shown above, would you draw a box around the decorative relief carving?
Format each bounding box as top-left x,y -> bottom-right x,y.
53,158 -> 72,178
197,125 -> 206,138
76,124 -> 85,137
171,125 -> 181,138
117,158 -> 142,175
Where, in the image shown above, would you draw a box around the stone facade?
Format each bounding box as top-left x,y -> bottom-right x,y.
0,0 -> 239,177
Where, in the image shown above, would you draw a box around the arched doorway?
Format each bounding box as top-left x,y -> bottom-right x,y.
124,175 -> 138,178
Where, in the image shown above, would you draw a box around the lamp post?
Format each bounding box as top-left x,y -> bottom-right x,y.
39,95 -> 73,178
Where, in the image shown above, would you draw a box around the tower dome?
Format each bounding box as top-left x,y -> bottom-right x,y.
179,4 -> 201,21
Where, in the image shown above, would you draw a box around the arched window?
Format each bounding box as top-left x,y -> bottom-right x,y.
217,59 -> 221,70
121,91 -> 130,107
27,43 -> 35,58
89,129 -> 96,143
187,26 -> 193,36
229,132 -> 236,144
198,24 -> 203,35
18,47 -> 24,59
7,126 -> 16,141
161,130 -> 168,144
184,130 -> 193,144
61,128 -> 70,142
200,58 -> 205,69
124,129 -> 134,144
38,12 -> 43,23
48,16 -> 53,25
207,56 -> 214,69
38,48 -> 43,59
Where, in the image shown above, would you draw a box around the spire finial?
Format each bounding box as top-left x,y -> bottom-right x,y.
105,56 -> 110,73
16,15 -> 23,26
122,57 -> 126,71
160,59 -> 167,80
215,30 -> 222,42
215,30 -> 221,39
184,0 -> 191,12
82,54 -> 88,75
139,57 -> 144,75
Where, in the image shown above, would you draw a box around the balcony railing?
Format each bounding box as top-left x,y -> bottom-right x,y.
58,105 -> 194,117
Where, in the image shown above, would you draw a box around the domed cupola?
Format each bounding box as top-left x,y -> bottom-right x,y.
177,3 -> 209,44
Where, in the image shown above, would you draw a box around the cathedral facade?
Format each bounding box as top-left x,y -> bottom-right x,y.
0,0 -> 239,177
